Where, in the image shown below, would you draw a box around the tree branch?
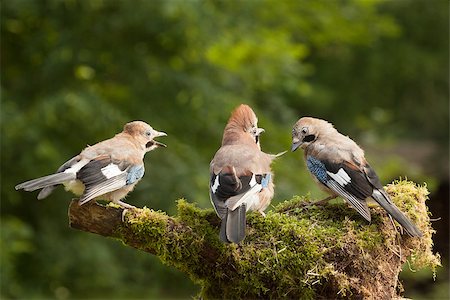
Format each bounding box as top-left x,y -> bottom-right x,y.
68,181 -> 440,299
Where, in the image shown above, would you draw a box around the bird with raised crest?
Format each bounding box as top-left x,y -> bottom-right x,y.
209,104 -> 284,243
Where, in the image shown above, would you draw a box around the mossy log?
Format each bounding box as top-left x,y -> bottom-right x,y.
68,180 -> 440,299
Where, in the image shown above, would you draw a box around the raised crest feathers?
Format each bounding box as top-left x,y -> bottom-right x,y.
226,104 -> 258,132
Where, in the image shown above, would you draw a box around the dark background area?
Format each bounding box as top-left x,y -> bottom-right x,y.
1,0 -> 448,299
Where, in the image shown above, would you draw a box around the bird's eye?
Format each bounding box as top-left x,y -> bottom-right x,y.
301,127 -> 308,135
145,131 -> 152,137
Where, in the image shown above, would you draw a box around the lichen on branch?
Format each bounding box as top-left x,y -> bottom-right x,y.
68,180 -> 440,299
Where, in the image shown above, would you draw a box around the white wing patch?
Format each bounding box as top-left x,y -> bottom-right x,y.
211,175 -> 220,193
227,174 -> 262,211
327,168 -> 351,186
101,163 -> 123,179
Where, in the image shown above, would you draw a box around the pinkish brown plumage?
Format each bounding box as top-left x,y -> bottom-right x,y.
16,121 -> 167,209
291,117 -> 422,237
210,104 -> 283,243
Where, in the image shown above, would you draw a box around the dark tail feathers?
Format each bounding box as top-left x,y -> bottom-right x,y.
220,204 -> 246,243
372,189 -> 422,237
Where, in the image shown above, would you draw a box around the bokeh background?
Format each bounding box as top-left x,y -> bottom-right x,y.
1,0 -> 448,299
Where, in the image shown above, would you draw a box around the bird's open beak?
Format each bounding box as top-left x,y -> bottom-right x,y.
147,130 -> 167,148
291,137 -> 302,152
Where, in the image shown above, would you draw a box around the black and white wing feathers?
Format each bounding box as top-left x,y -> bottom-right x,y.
322,160 -> 372,221
77,155 -> 145,205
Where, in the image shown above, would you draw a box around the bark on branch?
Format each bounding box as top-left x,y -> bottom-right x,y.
68,181 -> 439,299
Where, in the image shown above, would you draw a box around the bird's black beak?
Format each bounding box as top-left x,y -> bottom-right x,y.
291,136 -> 302,152
291,142 -> 301,152
256,128 -> 265,136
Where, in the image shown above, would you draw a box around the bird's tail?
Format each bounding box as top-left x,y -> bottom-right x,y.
37,186 -> 58,200
220,204 -> 247,243
371,189 -> 422,237
15,173 -> 76,194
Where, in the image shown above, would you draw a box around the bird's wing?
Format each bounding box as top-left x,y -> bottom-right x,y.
209,166 -> 270,218
307,155 -> 372,221
363,163 -> 389,196
77,155 -> 145,205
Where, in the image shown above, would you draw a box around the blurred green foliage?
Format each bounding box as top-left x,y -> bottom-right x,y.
1,0 -> 448,299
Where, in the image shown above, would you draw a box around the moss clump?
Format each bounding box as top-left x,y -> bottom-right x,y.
120,207 -> 170,255
385,180 -> 441,272
113,180 -> 440,299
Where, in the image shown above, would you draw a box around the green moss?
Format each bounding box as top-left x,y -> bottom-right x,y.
386,180 -> 441,272
114,180 -> 440,299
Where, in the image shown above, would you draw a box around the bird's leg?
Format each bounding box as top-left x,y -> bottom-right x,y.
388,214 -> 403,235
113,201 -> 136,222
259,211 -> 266,217
313,195 -> 337,206
114,200 -> 136,209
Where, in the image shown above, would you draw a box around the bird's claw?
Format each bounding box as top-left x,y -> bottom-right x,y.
122,209 -> 128,222
113,200 -> 136,222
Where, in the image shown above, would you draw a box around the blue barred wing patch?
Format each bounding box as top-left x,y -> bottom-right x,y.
306,156 -> 328,184
126,165 -> 145,185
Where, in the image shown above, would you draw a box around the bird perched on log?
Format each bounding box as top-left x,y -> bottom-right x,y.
15,121 -> 167,209
210,104 -> 284,243
291,117 -> 422,237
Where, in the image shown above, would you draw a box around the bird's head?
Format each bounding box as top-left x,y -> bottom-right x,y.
291,117 -> 334,152
123,121 -> 167,152
223,104 -> 264,147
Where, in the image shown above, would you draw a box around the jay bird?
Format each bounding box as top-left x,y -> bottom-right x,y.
291,117 -> 422,237
210,104 -> 283,243
15,121 -> 167,208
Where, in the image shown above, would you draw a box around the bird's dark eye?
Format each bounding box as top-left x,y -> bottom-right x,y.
145,131 -> 152,137
301,127 -> 308,134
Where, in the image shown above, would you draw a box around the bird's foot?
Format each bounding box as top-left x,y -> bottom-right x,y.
112,200 -> 136,222
122,209 -> 128,222
114,200 -> 136,209
313,195 -> 337,206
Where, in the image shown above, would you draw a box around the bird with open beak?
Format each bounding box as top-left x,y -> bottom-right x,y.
209,104 -> 284,243
16,121 -> 167,208
291,117 -> 422,237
